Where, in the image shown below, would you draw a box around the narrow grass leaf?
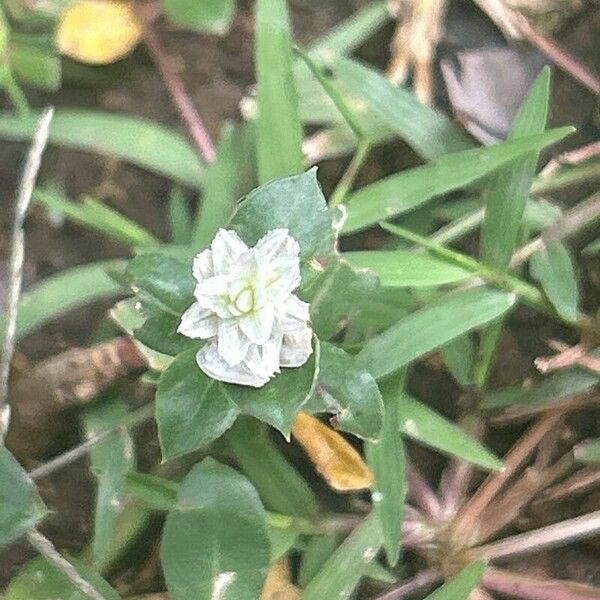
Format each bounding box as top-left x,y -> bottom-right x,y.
0,110 -> 204,187
398,393 -> 503,470
255,0 -> 304,182
366,376 -> 407,566
163,0 -> 235,35
344,250 -> 471,287
0,446 -> 46,547
530,240 -> 579,322
225,418 -> 319,517
0,260 -> 125,341
193,123 -> 241,247
481,67 -> 551,270
298,536 -> 338,588
441,335 -> 476,386
161,458 -> 270,600
357,288 -> 516,380
168,187 -> 192,245
343,127 -> 573,233
302,515 -> 382,600
424,560 -> 487,600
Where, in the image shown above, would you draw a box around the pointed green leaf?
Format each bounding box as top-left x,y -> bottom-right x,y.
357,288 -> 516,380
424,560 -> 487,600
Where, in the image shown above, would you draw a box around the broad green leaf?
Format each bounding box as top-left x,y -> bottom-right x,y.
255,0 -> 304,182
574,438 -> 600,464
342,127 -> 574,233
333,58 -> 472,158
229,169 -> 333,263
163,0 -> 235,35
0,110 -> 204,188
530,240 -> 579,322
193,123 -> 242,248
482,367 -> 599,411
398,393 -> 502,470
303,256 -> 379,340
4,555 -> 120,600
125,253 -> 194,315
343,250 -> 471,287
125,470 -> 178,511
134,310 -> 195,356
424,560 -> 486,600
83,393 -> 135,567
357,288 -> 516,380
161,458 -> 270,600
366,377 -> 407,566
230,349 -> 318,438
35,188 -> 158,247
302,515 -> 382,600
0,446 -> 46,546
306,342 -> 383,440
156,349 -> 241,459
481,68 -> 551,270
0,260 -> 124,341
226,418 -> 319,517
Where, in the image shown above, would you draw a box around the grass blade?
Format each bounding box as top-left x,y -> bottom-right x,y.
424,560 -> 487,600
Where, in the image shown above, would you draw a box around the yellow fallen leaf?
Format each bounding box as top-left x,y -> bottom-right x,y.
56,0 -> 142,65
261,559 -> 301,600
292,411 -> 374,492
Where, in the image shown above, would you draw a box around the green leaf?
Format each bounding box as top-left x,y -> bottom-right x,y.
574,438 -> 600,464
0,446 -> 46,547
125,253 -> 194,315
356,288 -> 516,380
0,110 -> 204,188
307,342 -> 383,440
161,458 -> 270,600
343,250 -> 471,287
441,335 -> 476,386
163,0 -> 235,34
135,310 -> 195,356
342,127 -> 574,234
299,536 -> 338,587
10,38 -> 61,91
530,240 -> 579,322
126,470 -> 178,511
302,515 -> 382,600
332,58 -> 472,159
83,393 -> 135,567
481,68 -> 551,270
366,377 -> 407,566
193,123 -> 242,248
398,393 -> 503,470
35,188 -> 158,247
0,260 -> 124,341
482,367 -> 599,411
4,555 -> 120,600
156,349 -> 241,459
168,187 -> 192,245
255,0 -> 304,182
303,256 -> 379,340
229,348 -> 318,438
225,418 -> 319,517
229,169 -> 332,263
424,560 -> 486,600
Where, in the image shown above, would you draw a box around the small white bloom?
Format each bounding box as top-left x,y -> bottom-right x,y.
178,228 -> 313,387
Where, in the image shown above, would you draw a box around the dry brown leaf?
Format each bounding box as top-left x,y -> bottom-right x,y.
292,411 -> 374,492
261,559 -> 301,600
56,0 -> 142,65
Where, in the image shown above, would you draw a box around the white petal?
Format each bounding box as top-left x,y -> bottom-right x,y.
278,294 -> 310,332
280,325 -> 313,367
211,229 -> 248,273
239,305 -> 275,345
255,228 -> 297,262
256,229 -> 301,299
197,342 -> 269,388
243,341 -> 280,380
177,303 -> 218,339
217,319 -> 251,366
192,248 -> 214,282
194,276 -> 230,317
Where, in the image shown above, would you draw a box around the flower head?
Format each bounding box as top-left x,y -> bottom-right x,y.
178,229 -> 313,387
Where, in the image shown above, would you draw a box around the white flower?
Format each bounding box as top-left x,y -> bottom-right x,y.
178,228 -> 313,387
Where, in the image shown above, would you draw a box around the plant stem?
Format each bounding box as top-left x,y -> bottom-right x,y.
0,107 -> 53,440
138,10 -> 216,164
329,139 -> 371,207
476,510 -> 600,560
29,402 -> 155,480
408,463 -> 442,519
27,530 -> 107,600
1,68 -> 30,117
